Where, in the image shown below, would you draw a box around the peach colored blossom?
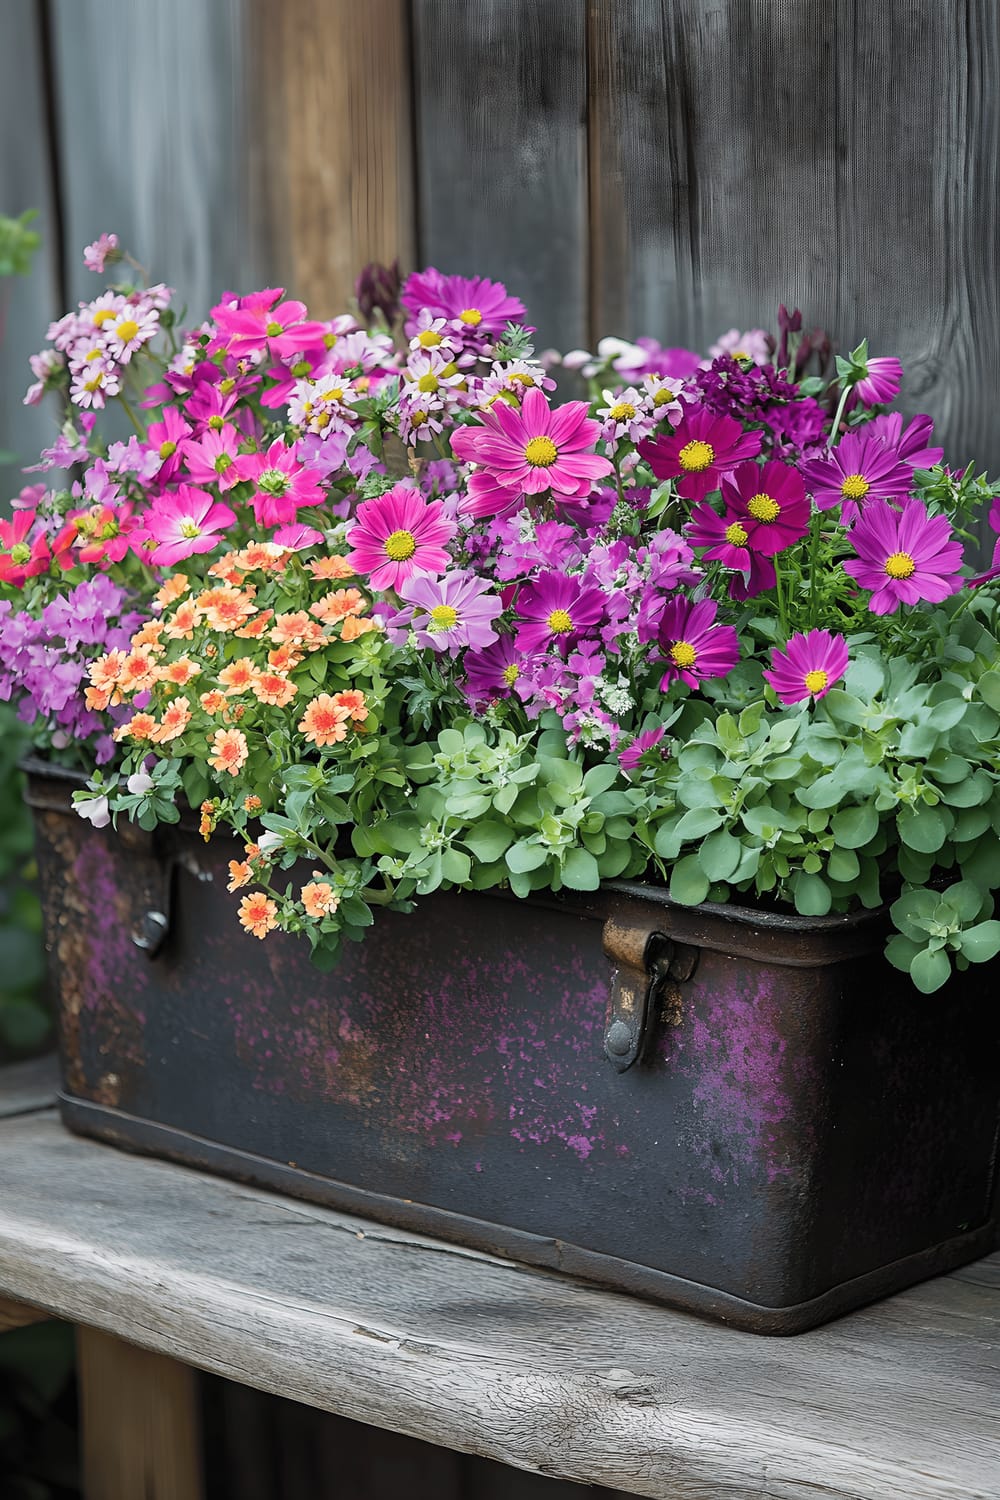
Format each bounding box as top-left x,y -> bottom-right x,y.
130,620 -> 166,652
301,880 -> 339,918
298,694 -> 350,747
197,585 -> 257,632
267,642 -> 304,673
340,615 -> 380,642
252,671 -> 298,707
208,727 -> 249,775
199,690 -> 229,716
118,650 -> 158,694
159,656 -> 201,686
330,689 -> 368,722
243,794 -> 262,813
155,574 -> 190,609
218,658 -> 257,695
235,609 -> 274,639
238,891 -> 278,939
114,711 -> 158,743
308,555 -> 354,580
310,587 -> 366,623
164,600 -> 202,640
227,860 -> 253,892
152,699 -> 192,743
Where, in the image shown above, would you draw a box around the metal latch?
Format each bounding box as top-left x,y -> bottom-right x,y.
602,916 -> 699,1071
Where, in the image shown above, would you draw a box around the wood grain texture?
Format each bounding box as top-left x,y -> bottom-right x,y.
0,1294 -> 46,1332
0,1113 -> 996,1500
0,1054 -> 58,1118
48,0 -> 269,321
412,0 -> 589,354
0,0 -> 65,496
78,1326 -> 204,1500
249,0 -> 415,317
587,0 -> 1000,476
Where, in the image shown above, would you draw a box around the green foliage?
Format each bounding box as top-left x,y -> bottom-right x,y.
0,210 -> 40,279
0,708 -> 46,1061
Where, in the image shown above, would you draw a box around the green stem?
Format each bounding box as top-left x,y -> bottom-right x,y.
117,392 -> 145,439
773,553 -> 789,636
828,382 -> 853,444
807,511 -> 823,628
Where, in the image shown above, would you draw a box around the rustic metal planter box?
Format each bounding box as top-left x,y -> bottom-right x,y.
24,759 -> 1000,1333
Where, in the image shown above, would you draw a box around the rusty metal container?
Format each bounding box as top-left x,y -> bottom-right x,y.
24,759 -> 1000,1333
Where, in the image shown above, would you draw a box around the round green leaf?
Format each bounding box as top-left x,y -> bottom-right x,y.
831,804 -> 880,849
910,946 -> 952,994
959,920 -> 1000,964
698,830 -> 742,881
793,873 -> 832,916
561,847 -> 601,891
669,855 -> 711,907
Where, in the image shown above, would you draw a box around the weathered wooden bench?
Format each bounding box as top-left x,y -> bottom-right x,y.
0,1057 -> 997,1499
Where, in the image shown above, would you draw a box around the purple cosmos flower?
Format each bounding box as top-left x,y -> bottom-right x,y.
609,337 -> 702,381
763,630 -> 849,704
800,432 -> 914,523
843,498 -> 964,614
639,407 -> 763,503
728,553 -> 776,601
865,412 -> 943,469
619,725 -> 669,772
514,571 -> 606,655
395,571 -> 502,653
654,596 -> 739,691
851,355 -> 903,408
346,483 -> 456,591
144,486 -> 237,566
400,269 -> 525,337
463,635 -> 535,702
685,501 -> 753,570
721,460 -> 810,556
272,523 -> 324,551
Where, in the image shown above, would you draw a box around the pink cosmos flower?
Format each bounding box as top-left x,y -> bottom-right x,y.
619,725 -> 668,772
639,408 -> 763,503
728,552 -> 776,601
145,406 -> 192,482
763,630 -> 849,704
866,412 -> 943,469
211,287 -> 328,359
83,232 -> 120,273
0,511 -> 50,587
843,498 -> 964,614
451,388 -> 612,515
654,596 -> 739,691
345,484 -> 456,591
272,523 -> 324,551
720,461 -> 810,556
401,269 -> 525,336
144,486 -> 237,566
74,503 -> 141,566
232,439 -> 325,527
685,501 -> 753,570
393,571 -> 503,653
707,328 -> 771,365
514,571 -> 606,655
800,432 -> 913,523
182,427 -> 241,490
851,355 -> 903,409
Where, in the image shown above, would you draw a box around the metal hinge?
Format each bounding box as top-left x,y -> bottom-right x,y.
602,915 -> 699,1072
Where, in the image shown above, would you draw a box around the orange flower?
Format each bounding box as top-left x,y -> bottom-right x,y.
236,541 -> 287,573
238,891 -> 278,940
208,552 -> 243,585
301,879 -> 339,918
310,588 -> 366,624
85,686 -> 112,712
235,609 -> 274,639
298,694 -> 350,747
208,727 -> 249,775
152,699 -> 192,743
340,615 -> 379,642
218,658 -> 257,695
131,620 -> 166,652
227,860 -> 253,892
118,650 -> 158,694
267,642 -> 303,673
88,649 -> 127,703
243,841 -> 262,862
270,610 -> 313,645
158,656 -> 201,687
243,794 -> 262,813
113,711 -> 158,743
308,555 -> 354,581
155,574 -> 190,609
252,671 -> 298,707
330,689 -> 368,723
197,586 -> 257,633
199,690 -> 229,716
164,600 -> 202,640
199,801 -> 219,840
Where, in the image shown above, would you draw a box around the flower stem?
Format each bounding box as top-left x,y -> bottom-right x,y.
118,392 -> 145,439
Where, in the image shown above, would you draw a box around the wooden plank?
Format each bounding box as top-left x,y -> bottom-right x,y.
0,1293 -> 47,1332
587,0 -> 1000,482
0,0 -> 65,496
0,1113 -> 996,1500
0,1053 -> 58,1118
78,1326 -> 204,1500
248,0 -> 415,317
413,0 -> 588,353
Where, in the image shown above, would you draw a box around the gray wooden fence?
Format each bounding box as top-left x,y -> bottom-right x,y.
3,0 -> 1000,500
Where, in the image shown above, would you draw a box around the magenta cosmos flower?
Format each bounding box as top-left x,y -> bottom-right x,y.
655,596 -> 739,691
800,432 -> 913,523
395,570 -> 503,653
514,571 -> 605,655
211,287 -> 327,359
0,510 -> 51,587
619,725 -> 668,772
232,439 -> 325,527
763,630 -> 849,704
843,498 -> 964,614
639,408 -> 762,503
451,388 -> 613,517
145,486 -> 237,566
720,461 -> 809,555
401,269 -> 525,335
345,483 -> 456,591
685,501 -> 754,570
851,355 -> 903,409
463,635 -> 536,702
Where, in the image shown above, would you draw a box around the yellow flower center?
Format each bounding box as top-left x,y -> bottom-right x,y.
324,332 -> 338,349
804,669 -> 828,694
266,321 -> 283,337
510,373 -> 535,387
610,401 -> 636,421
417,329 -> 442,347
884,550 -> 916,580
92,308 -> 116,327
115,318 -> 139,344
208,414 -> 225,430
219,378 -> 236,394
429,604 -> 458,630
502,663 -> 520,685
525,435 -> 558,467
652,387 -> 676,407
322,387 -> 345,403
179,518 -> 201,539
410,409 -> 428,426
678,439 -> 714,472
459,308 -> 482,326
547,608 -> 573,634
291,359 -> 312,377
84,374 -> 103,393
159,440 -> 177,459
732,349 -> 749,361
841,473 -> 870,500
417,372 -> 439,394
384,529 -> 416,561
669,641 -> 697,669
747,492 -> 780,522
85,348 -> 102,362
724,521 -> 749,546
215,453 -> 232,472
